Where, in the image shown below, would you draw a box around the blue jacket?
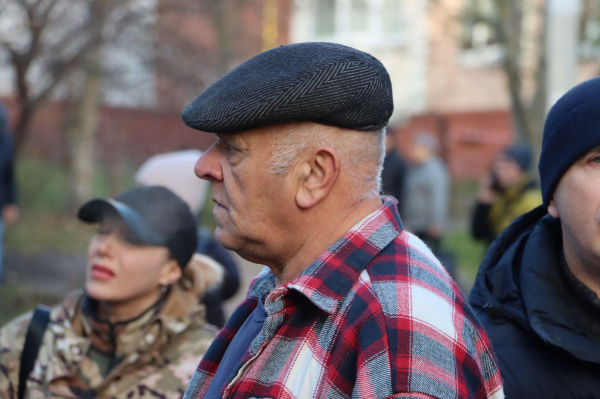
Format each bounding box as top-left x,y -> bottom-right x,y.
469,206 -> 600,399
0,105 -> 16,209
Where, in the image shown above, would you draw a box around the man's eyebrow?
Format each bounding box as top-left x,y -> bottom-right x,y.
216,133 -> 233,142
216,133 -> 251,156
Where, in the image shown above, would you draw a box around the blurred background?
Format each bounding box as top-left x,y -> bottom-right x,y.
0,0 -> 595,324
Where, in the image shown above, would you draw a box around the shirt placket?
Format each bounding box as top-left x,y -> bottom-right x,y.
222,287 -> 289,397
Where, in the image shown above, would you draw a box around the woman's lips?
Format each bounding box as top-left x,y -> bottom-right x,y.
91,264 -> 115,281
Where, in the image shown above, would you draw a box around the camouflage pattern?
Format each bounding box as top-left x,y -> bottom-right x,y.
0,262 -> 218,399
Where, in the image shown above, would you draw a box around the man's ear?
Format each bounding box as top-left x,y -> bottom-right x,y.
547,198 -> 560,219
295,146 -> 341,209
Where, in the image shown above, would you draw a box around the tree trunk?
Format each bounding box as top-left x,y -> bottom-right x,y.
494,0 -> 547,151
66,61 -> 102,210
12,101 -> 35,154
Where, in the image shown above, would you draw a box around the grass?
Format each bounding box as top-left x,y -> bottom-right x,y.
0,283 -> 60,326
443,231 -> 488,281
5,157 -> 139,253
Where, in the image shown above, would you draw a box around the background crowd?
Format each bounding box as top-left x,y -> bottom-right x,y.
0,0 -> 591,326
0,0 -> 598,397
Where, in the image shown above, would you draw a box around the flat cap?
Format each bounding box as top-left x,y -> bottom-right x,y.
182,42 -> 394,133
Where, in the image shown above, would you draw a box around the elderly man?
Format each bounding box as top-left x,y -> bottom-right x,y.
183,43 -> 503,399
470,77 -> 600,398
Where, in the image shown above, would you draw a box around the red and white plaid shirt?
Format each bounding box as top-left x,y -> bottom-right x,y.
185,198 -> 504,398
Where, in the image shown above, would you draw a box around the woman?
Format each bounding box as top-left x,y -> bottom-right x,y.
0,186 -> 222,398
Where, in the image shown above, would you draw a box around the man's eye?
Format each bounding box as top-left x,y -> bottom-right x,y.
593,156 -> 600,164
218,139 -> 238,152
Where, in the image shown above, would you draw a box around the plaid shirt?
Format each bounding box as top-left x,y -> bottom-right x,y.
185,198 -> 503,399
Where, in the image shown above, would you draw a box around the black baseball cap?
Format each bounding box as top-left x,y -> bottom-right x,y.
77,186 -> 198,268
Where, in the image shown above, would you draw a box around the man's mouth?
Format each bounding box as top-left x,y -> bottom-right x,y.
212,197 -> 227,209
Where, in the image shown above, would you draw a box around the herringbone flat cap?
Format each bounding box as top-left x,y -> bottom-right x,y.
182,42 -> 394,133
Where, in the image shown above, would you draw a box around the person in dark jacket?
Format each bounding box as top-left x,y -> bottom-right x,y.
471,144 -> 542,245
0,104 -> 18,285
469,77 -> 600,399
381,129 -> 406,209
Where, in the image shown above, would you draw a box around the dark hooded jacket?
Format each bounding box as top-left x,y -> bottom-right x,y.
469,206 -> 600,399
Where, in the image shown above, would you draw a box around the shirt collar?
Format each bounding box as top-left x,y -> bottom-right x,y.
252,197 -> 402,314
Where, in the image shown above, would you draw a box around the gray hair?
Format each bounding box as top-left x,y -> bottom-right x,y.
268,122 -> 385,202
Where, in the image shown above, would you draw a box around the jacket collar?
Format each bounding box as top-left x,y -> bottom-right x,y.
40,262 -> 210,390
252,197 -> 402,315
471,206 -> 600,363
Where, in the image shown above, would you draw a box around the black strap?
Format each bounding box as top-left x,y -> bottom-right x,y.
18,306 -> 51,399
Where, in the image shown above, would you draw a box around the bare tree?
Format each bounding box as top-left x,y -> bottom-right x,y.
493,0 -> 547,149
0,0 -> 152,153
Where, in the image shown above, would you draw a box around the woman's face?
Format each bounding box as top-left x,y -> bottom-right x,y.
85,218 -> 179,305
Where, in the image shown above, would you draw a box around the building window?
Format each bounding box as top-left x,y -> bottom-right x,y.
460,0 -> 499,50
580,0 -> 600,58
315,0 -> 336,36
458,0 -> 503,67
350,0 -> 368,33
383,0 -> 403,35
310,0 -> 406,48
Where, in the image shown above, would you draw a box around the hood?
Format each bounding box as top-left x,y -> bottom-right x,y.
470,205 -> 600,363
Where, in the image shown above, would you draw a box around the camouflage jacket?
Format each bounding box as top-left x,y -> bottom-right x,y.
0,262 -> 218,399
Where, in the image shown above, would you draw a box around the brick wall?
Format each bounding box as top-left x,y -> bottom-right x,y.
2,98 -> 216,167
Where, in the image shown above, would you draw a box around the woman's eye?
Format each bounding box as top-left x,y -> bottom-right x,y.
593,156 -> 600,164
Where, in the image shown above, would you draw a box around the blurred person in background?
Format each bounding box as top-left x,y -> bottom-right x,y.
0,186 -> 221,399
402,132 -> 449,255
136,150 -> 240,328
470,77 -> 600,398
182,42 -> 502,399
471,143 -> 541,245
381,129 -> 406,208
0,103 -> 18,286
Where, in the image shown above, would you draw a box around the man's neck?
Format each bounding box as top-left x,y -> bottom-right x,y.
275,196 -> 383,285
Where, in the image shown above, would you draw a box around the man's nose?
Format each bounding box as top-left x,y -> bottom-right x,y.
195,143 -> 224,182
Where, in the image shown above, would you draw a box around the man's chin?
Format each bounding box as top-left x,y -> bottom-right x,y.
214,226 -> 241,251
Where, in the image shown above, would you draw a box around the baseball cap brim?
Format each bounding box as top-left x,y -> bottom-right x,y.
77,198 -> 166,246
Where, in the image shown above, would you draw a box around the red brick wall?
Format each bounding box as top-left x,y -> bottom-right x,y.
2,98 -> 216,166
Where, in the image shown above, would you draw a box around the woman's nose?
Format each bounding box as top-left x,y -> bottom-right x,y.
195,143 -> 224,182
94,233 -> 117,257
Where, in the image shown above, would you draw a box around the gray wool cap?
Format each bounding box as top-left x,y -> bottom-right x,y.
182,42 -> 394,133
